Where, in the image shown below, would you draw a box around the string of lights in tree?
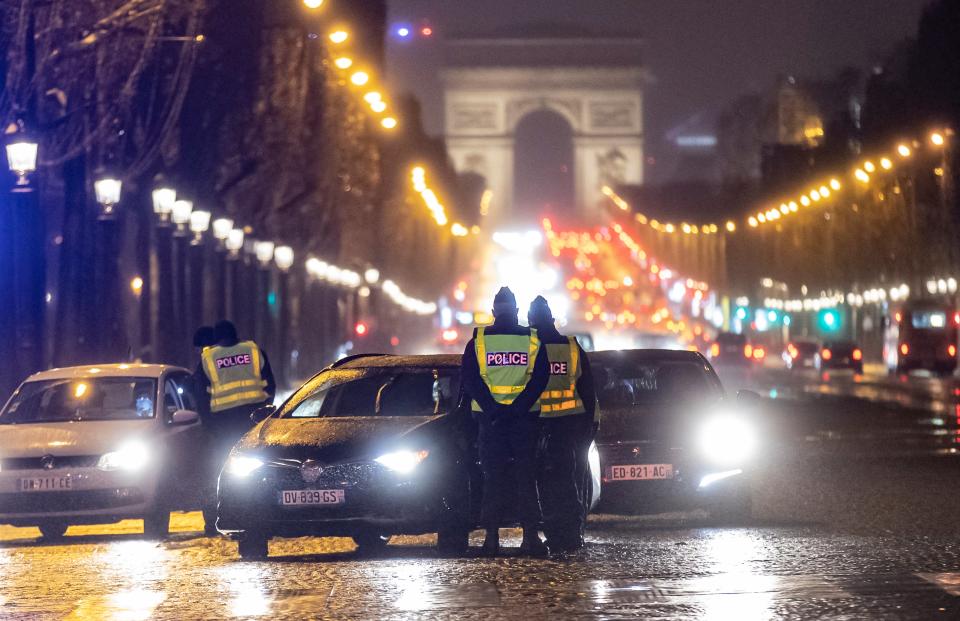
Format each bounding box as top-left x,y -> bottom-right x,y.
411,166 -> 480,238
601,186 -> 738,235
747,129 -> 951,228
302,0 -> 399,131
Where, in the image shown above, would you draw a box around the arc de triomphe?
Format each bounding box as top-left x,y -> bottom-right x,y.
442,34 -> 648,224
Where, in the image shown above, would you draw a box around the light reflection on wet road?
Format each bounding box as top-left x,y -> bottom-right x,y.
4,369 -> 960,619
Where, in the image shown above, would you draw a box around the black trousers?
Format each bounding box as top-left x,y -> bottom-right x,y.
478,414 -> 542,530
202,403 -> 263,521
540,414 -> 593,547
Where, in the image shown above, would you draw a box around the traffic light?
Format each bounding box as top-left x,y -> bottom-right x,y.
355,322 -> 368,337
817,309 -> 841,332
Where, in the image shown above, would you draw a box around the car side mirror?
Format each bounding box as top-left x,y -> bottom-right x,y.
736,390 -> 762,407
250,404 -> 276,423
170,409 -> 200,425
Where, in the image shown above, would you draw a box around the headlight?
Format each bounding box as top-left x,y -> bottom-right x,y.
224,455 -> 265,478
374,450 -> 429,474
587,442 -> 600,478
97,441 -> 150,472
698,415 -> 757,466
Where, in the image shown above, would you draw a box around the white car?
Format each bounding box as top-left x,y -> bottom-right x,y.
0,364 -> 207,539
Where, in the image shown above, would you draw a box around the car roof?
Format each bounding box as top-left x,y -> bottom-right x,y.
334,349 -> 714,371
589,349 -> 709,364
25,364 -> 189,382
332,354 -> 462,370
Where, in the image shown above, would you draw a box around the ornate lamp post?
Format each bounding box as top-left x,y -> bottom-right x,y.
152,186 -> 176,225
187,210 -> 211,339
5,134 -> 38,190
274,245 -> 295,386
94,176 -> 122,219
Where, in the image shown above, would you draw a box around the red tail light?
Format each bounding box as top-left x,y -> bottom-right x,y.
752,347 -> 766,360
787,344 -> 799,359
710,343 -> 720,357
949,345 -> 957,357
821,348 -> 833,361
900,343 -> 910,356
744,344 -> 753,359
852,349 -> 863,361
954,312 -> 960,326
895,312 -> 903,324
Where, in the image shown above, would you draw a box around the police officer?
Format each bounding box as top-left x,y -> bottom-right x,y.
195,320 -> 276,533
461,287 -> 550,556
527,296 -> 598,553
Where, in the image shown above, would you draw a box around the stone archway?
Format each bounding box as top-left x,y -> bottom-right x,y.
442,50 -> 647,225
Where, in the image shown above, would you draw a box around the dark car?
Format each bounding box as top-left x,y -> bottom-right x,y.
819,341 -> 864,373
591,349 -> 757,521
709,332 -> 765,366
216,354 -> 601,560
783,340 -> 820,370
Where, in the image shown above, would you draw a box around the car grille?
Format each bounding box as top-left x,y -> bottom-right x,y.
0,488 -> 144,513
600,442 -> 681,465
1,456 -> 100,470
270,462 -> 379,490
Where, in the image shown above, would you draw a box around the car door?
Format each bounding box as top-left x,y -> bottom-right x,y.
162,372 -> 206,510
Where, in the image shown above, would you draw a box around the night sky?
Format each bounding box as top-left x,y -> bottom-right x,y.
386,0 -> 934,184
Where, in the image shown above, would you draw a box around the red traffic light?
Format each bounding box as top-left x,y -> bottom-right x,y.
355,322 -> 368,336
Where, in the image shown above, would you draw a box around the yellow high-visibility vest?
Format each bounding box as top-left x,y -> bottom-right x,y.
471,327 -> 541,412
201,341 -> 269,413
539,337 -> 586,417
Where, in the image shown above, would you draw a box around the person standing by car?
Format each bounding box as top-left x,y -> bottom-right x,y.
527,296 -> 598,554
461,287 -> 550,556
195,320 -> 276,533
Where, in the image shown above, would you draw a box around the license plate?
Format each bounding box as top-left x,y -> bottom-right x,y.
18,477 -> 72,492
609,464 -> 673,481
279,489 -> 345,506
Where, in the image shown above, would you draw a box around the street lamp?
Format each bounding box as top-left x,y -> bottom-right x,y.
171,200 -> 193,235
381,117 -> 398,130
254,241 -> 275,267
152,187 -> 176,224
94,176 -> 122,219
212,218 -> 234,244
5,133 -> 38,189
274,246 -> 295,272
931,132 -> 946,147
364,268 -> 380,284
225,228 -> 244,256
189,210 -> 211,244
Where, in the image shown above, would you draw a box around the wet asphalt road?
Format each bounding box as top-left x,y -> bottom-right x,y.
5,368 -> 960,620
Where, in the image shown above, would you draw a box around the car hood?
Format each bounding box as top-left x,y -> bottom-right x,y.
597,399 -> 721,444
237,415 -> 444,463
0,419 -> 156,458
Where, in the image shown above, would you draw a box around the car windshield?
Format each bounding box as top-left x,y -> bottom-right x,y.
283,367 -> 461,418
596,359 -> 721,409
0,378 -> 158,424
